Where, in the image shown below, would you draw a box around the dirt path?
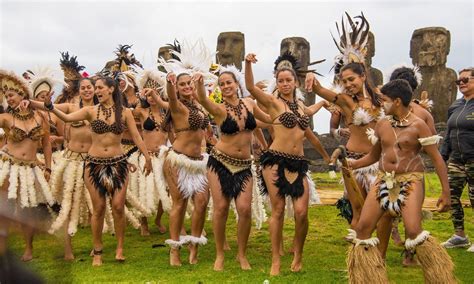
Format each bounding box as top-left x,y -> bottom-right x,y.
317,189 -> 471,211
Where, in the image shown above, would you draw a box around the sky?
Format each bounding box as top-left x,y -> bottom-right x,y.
1,0 -> 472,133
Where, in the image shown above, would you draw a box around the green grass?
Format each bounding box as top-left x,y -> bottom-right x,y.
7,173 -> 474,283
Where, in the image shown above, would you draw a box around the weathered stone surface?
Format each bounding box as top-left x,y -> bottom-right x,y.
216,32 -> 245,70
280,37 -> 314,105
365,32 -> 383,87
410,27 -> 457,123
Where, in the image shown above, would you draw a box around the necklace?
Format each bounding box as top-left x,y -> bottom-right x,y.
224,99 -> 244,120
278,94 -> 301,117
148,108 -> 161,130
8,107 -> 34,121
390,111 -> 411,127
98,104 -> 115,121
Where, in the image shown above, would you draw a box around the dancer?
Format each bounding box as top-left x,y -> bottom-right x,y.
132,69 -> 171,236
0,69 -> 55,261
157,39 -> 213,266
194,65 -> 271,271
46,76 -> 152,266
324,78 -> 454,284
245,52 -> 324,275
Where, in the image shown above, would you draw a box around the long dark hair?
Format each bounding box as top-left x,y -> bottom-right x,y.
56,80 -> 80,103
389,67 -> 418,91
78,77 -> 99,107
340,62 -> 381,107
96,76 -> 124,132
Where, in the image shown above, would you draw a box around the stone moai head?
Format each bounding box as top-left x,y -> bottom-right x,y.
216,32 -> 245,70
364,32 -> 376,67
280,37 -> 310,71
158,46 -> 173,62
410,27 -> 451,67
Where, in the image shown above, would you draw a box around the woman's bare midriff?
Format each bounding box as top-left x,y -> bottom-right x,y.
87,133 -> 124,157
67,125 -> 92,153
346,123 -> 374,154
215,131 -> 253,159
269,125 -> 305,156
3,140 -> 39,161
143,130 -> 168,153
172,130 -> 205,158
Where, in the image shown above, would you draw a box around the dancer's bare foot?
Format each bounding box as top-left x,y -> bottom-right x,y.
92,249 -> 102,266
237,255 -> 251,270
270,261 -> 280,276
402,251 -> 420,267
115,248 -> 125,262
290,256 -> 303,272
213,255 -> 224,271
224,240 -> 231,251
156,223 -> 167,234
189,244 -> 198,264
140,225 -> 151,236
170,248 -> 182,266
64,253 -> 75,261
391,227 -> 403,247
21,251 -> 33,262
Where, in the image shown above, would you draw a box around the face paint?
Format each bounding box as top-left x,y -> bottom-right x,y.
383,101 -> 393,114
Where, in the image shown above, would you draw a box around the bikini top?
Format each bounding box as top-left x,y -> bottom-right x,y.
272,97 -> 309,130
348,105 -> 384,126
220,100 -> 257,135
174,100 -> 210,133
7,117 -> 44,143
143,109 -> 164,132
47,112 -> 59,135
90,105 -> 125,135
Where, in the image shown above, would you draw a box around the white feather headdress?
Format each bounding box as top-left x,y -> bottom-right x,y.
217,64 -> 250,98
158,38 -> 215,78
28,66 -> 67,99
137,69 -> 168,98
331,12 -> 370,75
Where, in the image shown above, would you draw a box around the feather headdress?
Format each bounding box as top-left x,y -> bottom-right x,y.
0,69 -> 32,99
110,44 -> 143,90
60,52 -> 85,81
331,12 -> 370,75
274,51 -> 325,77
137,69 -> 168,98
158,38 -> 215,79
28,66 -> 67,99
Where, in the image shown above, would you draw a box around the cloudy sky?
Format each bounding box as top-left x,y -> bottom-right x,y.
1,0 -> 472,133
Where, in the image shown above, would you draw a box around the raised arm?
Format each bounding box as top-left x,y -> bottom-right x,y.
244,53 -> 275,108
305,73 -> 345,106
166,73 -> 180,112
143,88 -> 169,110
193,73 -> 226,121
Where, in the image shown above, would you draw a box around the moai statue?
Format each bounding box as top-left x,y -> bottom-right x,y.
158,46 -> 173,62
216,31 -> 245,70
280,37 -> 314,107
410,27 -> 457,123
365,32 -> 383,87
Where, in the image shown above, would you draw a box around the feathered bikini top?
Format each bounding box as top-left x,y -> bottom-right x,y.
349,106 -> 385,126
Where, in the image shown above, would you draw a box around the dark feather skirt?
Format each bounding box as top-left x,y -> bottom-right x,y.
259,150 -> 308,199
85,154 -> 129,197
207,155 -> 252,199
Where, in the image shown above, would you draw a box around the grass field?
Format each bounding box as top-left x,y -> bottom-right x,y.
6,173 -> 474,283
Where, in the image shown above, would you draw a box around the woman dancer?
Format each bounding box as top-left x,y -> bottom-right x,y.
195,66 -> 271,271
245,53 -> 322,275
132,69 -> 171,236
46,76 -> 152,266
0,69 -> 54,261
